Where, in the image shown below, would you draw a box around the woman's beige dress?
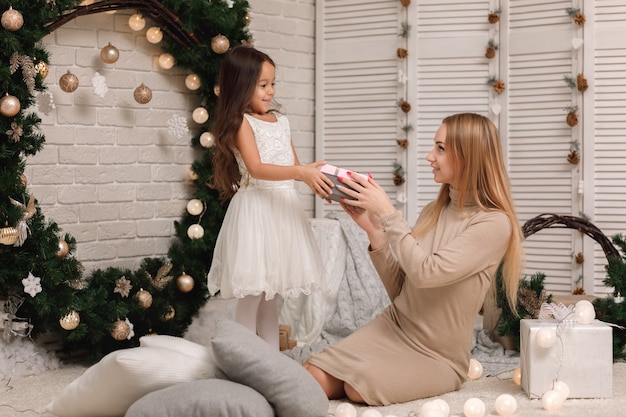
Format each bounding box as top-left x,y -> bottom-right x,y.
307,189 -> 512,405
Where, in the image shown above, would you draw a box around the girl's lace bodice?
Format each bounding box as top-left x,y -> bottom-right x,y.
235,113 -> 294,189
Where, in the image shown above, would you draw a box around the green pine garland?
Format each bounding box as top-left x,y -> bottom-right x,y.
0,0 -> 249,362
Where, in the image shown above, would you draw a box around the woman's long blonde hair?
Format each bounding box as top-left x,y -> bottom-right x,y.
415,113 -> 524,312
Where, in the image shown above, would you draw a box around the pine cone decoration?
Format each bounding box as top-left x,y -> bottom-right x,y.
575,252 -> 585,264
485,46 -> 496,59
397,48 -> 408,58
400,100 -> 411,113
573,12 -> 586,26
393,174 -> 406,186
397,139 -> 409,149
566,110 -> 578,127
493,80 -> 505,94
577,74 -> 588,92
573,286 -> 586,295
488,12 -> 500,24
567,150 -> 580,165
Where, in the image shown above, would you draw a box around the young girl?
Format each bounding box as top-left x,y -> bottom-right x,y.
305,113 -> 524,405
207,46 -> 333,349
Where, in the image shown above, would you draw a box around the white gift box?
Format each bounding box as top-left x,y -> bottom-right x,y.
520,318 -> 612,398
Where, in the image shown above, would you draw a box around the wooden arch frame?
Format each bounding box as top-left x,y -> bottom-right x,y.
45,0 -> 198,47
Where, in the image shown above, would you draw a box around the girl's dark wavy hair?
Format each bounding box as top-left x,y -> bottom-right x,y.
208,46 -> 276,202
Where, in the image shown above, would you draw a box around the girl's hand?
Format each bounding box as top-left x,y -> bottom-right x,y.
300,161 -> 334,200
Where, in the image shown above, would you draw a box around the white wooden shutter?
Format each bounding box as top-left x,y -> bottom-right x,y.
505,1 -> 582,295
315,0 -> 401,217
589,1 -> 626,295
413,1 -> 494,225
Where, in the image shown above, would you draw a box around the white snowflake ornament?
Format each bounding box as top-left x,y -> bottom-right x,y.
36,91 -> 55,115
91,72 -> 108,98
125,318 -> 135,340
22,272 -> 42,297
167,114 -> 189,140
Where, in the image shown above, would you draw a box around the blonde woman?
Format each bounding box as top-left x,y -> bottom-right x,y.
305,113 -> 524,405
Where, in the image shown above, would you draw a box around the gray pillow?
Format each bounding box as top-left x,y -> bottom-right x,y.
124,379 -> 274,417
211,318 -> 329,417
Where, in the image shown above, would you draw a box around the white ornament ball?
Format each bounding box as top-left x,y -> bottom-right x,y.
494,393 -> 517,417
128,13 -> 146,31
192,107 -> 209,124
420,401 -> 445,417
1,7 -> 24,31
185,73 -> 201,90
334,402 -> 357,417
146,27 -> 163,44
186,199 -> 204,215
158,53 -> 175,69
431,398 -> 450,417
542,389 -> 565,412
187,224 -> 204,239
536,327 -> 557,348
553,380 -> 570,401
200,132 -> 216,148
361,410 -> 383,417
512,367 -> 522,385
574,299 -> 596,324
463,397 -> 486,417
467,358 -> 483,380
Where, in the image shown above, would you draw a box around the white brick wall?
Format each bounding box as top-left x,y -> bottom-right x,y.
25,2 -> 316,273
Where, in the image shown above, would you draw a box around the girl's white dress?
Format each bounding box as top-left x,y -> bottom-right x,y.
207,113 -> 326,300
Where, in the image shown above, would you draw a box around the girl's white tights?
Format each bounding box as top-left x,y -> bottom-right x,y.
235,294 -> 279,350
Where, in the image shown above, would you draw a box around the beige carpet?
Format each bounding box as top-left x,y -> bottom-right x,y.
0,362 -> 624,417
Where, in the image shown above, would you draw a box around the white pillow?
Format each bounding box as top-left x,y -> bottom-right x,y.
46,346 -> 215,417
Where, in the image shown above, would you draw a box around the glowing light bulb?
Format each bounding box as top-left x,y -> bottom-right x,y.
158,53 -> 175,69
467,358 -> 483,380
146,27 -> 163,44
463,398 -> 486,417
542,389 -> 564,412
128,13 -> 145,31
200,132 -> 215,148
192,107 -> 209,124
334,403 -> 357,417
186,199 -> 203,216
494,394 -> 517,417
512,367 -> 522,385
185,73 -> 201,90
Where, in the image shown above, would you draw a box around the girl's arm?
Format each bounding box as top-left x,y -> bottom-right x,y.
236,117 -> 333,197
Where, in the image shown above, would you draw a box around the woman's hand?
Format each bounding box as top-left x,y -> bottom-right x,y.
338,173 -> 396,220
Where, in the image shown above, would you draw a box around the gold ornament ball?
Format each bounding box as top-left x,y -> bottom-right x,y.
161,305 -> 175,321
0,226 -> 19,246
135,289 -> 153,309
0,94 -> 21,117
111,319 -> 131,341
59,71 -> 79,93
211,34 -> 230,54
134,83 -> 153,104
1,7 -> 24,31
176,273 -> 195,293
60,310 -> 80,331
35,61 -> 49,79
57,239 -> 70,258
100,43 -> 120,64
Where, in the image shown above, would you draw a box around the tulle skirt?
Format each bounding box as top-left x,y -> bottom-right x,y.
207,185 -> 326,300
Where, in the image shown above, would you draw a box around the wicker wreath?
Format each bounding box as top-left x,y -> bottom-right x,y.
522,213 -> 620,262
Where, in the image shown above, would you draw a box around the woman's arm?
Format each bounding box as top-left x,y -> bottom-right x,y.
384,210 -> 511,288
